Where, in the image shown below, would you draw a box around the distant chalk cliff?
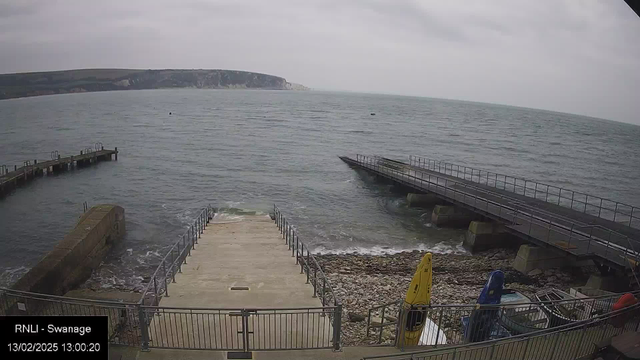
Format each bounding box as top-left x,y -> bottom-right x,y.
0,68 -> 309,100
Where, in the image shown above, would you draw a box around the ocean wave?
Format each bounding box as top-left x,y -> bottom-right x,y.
313,241 -> 468,256
0,266 -> 30,287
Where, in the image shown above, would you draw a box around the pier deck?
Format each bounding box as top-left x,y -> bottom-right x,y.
341,155 -> 640,271
160,215 -> 318,308
0,147 -> 118,198
147,215 -> 333,351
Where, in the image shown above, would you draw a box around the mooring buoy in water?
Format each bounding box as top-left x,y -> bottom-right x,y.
169,112 -> 172,115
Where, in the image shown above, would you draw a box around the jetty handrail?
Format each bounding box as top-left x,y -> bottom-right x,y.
409,155 -> 639,229
362,302 -> 640,360
138,206 -> 214,306
354,155 -> 640,269
382,156 -> 640,260
272,205 -> 341,308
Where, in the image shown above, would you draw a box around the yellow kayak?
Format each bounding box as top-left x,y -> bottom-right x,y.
403,252 -> 433,346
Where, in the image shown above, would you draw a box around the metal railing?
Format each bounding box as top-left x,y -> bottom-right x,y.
352,155 -> 640,270
1,287 -> 142,346
140,305 -> 340,351
362,301 -> 640,360
139,206 -> 213,306
367,290 -> 636,348
0,288 -> 342,352
367,300 -> 403,344
1,205 -> 344,352
273,204 -> 342,309
409,155 -> 639,229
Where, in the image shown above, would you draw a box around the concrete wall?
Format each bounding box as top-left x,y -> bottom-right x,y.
12,204 -> 125,295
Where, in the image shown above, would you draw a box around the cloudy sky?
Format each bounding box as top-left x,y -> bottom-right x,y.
1,0 -> 639,124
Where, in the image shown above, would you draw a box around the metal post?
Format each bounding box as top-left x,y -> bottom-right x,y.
313,267 -> 317,298
557,188 -> 562,205
292,234 -> 295,257
295,236 -> 299,264
333,303 -> 342,351
177,242 -> 182,273
153,277 -> 158,303
397,308 -> 406,350
306,249 -> 310,284
322,277 -> 326,306
194,224 -> 198,244
631,207 -> 635,227
545,185 -> 549,201
434,308 -> 443,347
585,195 -> 588,213
138,306 -> 150,351
300,243 -> 304,274
162,261 -> 169,297
614,203 -> 619,222
378,306 -> 386,344
171,251 -> 176,283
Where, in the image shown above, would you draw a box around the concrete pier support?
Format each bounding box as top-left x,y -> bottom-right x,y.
431,205 -> 473,227
406,193 -> 441,208
463,221 -> 517,252
512,245 -> 567,274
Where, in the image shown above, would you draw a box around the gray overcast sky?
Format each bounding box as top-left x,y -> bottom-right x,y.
1,0 -> 639,125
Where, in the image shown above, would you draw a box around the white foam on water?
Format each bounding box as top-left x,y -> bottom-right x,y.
224,201 -> 245,208
135,250 -> 162,265
0,266 -> 30,286
176,209 -> 195,223
211,212 -> 245,224
313,241 -> 468,256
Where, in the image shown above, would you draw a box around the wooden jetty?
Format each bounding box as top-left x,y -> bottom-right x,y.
341,155 -> 640,275
0,146 -> 118,198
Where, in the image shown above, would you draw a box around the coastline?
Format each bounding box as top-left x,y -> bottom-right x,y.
316,248 -> 594,346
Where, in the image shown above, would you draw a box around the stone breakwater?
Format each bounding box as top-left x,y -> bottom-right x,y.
316,249 -> 594,346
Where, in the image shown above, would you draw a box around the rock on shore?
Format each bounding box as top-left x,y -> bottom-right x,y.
316,249 -> 593,346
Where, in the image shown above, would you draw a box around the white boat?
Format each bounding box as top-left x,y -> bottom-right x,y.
418,318 -> 447,345
498,290 -> 549,334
